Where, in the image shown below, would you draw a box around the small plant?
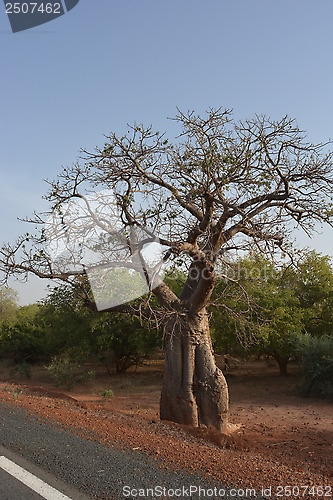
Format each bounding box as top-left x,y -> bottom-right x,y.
101,389 -> 114,399
8,387 -> 23,400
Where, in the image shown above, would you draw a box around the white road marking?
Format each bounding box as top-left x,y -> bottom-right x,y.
0,455 -> 72,500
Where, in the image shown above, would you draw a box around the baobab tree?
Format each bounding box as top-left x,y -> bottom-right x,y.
1,109 -> 333,432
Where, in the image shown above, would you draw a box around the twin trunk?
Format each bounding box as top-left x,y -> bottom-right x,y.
160,312 -> 229,432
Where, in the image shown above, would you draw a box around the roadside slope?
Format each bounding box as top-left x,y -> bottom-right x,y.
0,382 -> 331,499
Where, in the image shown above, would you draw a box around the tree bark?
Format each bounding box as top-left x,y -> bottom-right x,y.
160,311 -> 229,432
276,356 -> 289,377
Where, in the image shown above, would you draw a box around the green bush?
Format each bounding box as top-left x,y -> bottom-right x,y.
45,355 -> 80,390
296,334 -> 333,399
45,355 -> 95,390
101,389 -> 114,399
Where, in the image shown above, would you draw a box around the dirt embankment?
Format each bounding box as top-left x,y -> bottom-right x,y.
0,359 -> 332,497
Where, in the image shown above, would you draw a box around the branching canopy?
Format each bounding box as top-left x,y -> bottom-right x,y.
1,109 -> 333,320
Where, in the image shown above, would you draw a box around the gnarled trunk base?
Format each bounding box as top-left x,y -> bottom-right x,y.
160,312 -> 229,432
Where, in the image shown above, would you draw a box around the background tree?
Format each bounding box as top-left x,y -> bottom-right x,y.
0,304 -> 42,364
1,109 -> 333,431
41,284 -> 160,373
91,313 -> 159,374
38,285 -> 95,361
0,287 -> 18,327
241,257 -> 303,376
295,251 -> 333,338
211,256 -> 304,376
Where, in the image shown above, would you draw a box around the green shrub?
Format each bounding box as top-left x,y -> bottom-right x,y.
296,334 -> 333,399
45,355 -> 80,390
8,387 -> 23,400
101,389 -> 114,399
45,356 -> 96,390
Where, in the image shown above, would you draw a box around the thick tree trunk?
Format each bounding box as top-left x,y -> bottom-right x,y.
160,311 -> 229,432
276,356 -> 288,377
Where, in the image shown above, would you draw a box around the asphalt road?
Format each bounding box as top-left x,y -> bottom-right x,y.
0,443 -> 88,499
0,400 -> 263,499
0,467 -> 45,499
